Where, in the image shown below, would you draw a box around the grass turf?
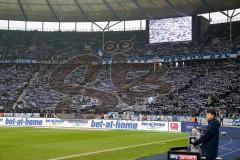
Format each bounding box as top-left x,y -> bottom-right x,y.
0,127 -> 188,160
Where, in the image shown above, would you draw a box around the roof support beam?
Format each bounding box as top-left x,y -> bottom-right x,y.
92,22 -> 104,30
46,0 -> 60,22
102,0 -> 121,21
107,21 -> 122,29
200,0 -> 228,17
232,10 -> 240,18
132,0 -> 151,19
103,21 -> 110,30
219,11 -> 231,18
230,9 -> 235,18
200,0 -> 237,19
73,0 -> 91,22
17,0 -> 28,21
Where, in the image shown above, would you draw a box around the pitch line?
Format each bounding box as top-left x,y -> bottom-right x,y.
219,148 -> 240,157
48,137 -> 186,160
219,134 -> 233,148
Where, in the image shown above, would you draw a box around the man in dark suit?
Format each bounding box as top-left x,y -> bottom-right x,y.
193,109 -> 220,160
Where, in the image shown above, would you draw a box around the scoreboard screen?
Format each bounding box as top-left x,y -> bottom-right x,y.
149,16 -> 192,43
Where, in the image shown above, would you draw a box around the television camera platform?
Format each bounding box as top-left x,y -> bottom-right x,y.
168,126 -> 222,160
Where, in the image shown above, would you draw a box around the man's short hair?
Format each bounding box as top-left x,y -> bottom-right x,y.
206,109 -> 216,117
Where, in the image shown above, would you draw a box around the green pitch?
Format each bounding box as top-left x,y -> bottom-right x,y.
0,127 -> 188,160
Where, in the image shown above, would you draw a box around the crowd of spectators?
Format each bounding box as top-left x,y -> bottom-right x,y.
0,64 -> 32,112
0,57 -> 239,119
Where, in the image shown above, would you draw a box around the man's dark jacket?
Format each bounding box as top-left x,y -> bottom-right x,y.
193,118 -> 220,159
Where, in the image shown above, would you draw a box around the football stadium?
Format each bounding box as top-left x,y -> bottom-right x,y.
0,0 -> 240,160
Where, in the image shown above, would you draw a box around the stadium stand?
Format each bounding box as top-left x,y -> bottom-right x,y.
0,64 -> 32,112
1,1 -> 240,160
0,21 -> 239,119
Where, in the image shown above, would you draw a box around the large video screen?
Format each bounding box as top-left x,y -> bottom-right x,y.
149,16 -> 192,43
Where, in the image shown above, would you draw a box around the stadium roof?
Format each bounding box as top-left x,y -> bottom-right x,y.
0,0 -> 240,22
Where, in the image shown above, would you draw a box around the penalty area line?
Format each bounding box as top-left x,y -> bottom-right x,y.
48,137 -> 186,160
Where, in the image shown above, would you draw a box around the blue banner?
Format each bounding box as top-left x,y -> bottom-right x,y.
181,122 -> 198,132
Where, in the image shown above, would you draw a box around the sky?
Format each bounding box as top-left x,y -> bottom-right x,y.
0,9 -> 239,32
